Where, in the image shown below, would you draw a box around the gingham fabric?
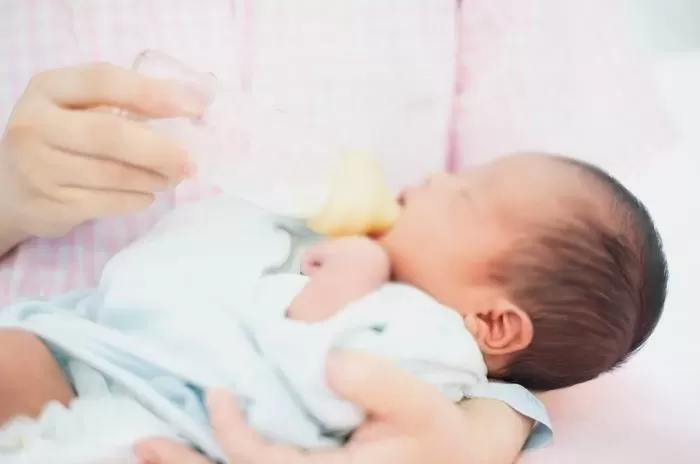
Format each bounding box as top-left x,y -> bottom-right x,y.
0,0 -> 249,302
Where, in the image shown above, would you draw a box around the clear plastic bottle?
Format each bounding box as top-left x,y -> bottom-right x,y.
132,50 -> 400,235
132,50 -> 343,217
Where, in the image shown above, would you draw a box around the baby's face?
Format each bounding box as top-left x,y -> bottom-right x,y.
378,154 -> 596,316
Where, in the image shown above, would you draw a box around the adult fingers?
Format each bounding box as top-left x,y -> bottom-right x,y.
206,390 -> 353,464
134,438 -> 212,464
41,147 -> 171,193
29,63 -> 207,118
207,389 -> 292,463
62,186 -> 155,219
42,106 -> 192,179
325,351 -> 449,431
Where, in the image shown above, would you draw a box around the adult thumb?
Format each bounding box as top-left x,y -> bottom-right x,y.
325,351 -> 449,430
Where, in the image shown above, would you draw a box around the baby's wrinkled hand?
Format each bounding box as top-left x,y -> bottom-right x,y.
288,237 -> 391,322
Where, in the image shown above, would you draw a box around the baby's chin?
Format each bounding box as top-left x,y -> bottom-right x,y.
363,192 -> 406,241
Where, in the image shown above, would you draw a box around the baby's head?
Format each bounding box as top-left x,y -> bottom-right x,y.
379,153 -> 668,391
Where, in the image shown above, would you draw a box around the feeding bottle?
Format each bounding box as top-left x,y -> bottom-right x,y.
131,50 -> 400,237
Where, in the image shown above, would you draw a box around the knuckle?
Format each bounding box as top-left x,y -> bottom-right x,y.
4,99 -> 47,143
4,118 -> 36,146
26,68 -> 57,93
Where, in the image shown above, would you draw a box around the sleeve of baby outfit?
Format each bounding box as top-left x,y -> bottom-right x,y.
468,382 -> 552,450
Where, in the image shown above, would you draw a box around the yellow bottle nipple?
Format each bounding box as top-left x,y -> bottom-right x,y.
306,153 -> 401,237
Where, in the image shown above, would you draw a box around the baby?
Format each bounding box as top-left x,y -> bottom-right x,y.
0,153 -> 667,460
292,152 -> 668,390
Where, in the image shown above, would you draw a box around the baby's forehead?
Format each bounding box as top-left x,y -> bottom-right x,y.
479,153 -> 577,178
468,154 -> 592,196
469,154 -> 615,224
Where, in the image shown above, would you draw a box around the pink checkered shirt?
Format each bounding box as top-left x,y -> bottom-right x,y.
0,0 -> 252,303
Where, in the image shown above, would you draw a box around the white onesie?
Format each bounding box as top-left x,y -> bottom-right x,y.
0,196 -> 487,463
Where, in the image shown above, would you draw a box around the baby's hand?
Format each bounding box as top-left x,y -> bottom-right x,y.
289,237 -> 390,322
302,236 -> 390,279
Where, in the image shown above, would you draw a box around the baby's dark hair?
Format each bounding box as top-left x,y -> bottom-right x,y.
489,156 -> 668,391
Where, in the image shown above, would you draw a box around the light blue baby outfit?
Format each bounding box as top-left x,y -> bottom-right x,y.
0,196 -> 551,462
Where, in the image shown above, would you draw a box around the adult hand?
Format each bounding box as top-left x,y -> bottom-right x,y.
0,62 -> 206,239
135,352 -> 531,464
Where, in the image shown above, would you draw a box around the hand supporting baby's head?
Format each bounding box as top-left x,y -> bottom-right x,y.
288,237 -> 391,322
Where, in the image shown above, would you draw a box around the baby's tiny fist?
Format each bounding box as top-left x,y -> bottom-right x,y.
301,252 -> 324,276
301,237 -> 390,278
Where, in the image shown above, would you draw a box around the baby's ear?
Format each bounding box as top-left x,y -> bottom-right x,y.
468,299 -> 533,357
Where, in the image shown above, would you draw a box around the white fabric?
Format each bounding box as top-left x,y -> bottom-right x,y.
0,196 -> 486,463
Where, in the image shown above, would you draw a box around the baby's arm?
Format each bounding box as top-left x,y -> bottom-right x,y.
287,237 -> 391,322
